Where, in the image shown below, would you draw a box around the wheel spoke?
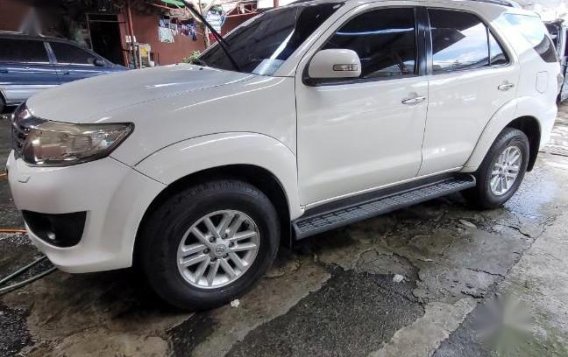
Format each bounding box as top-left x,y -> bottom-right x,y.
491,176 -> 500,191
181,253 -> 208,267
509,152 -> 520,165
191,227 -> 211,246
227,215 -> 246,237
231,242 -> 257,253
220,259 -> 237,278
508,166 -> 519,174
228,230 -> 257,243
194,257 -> 211,283
228,252 -> 245,270
207,260 -> 220,287
181,243 -> 206,257
217,212 -> 235,237
204,217 -> 221,239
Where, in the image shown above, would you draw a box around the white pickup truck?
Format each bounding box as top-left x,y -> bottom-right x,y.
7,0 -> 560,310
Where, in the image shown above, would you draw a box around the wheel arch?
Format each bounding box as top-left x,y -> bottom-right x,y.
132,133 -> 302,263
505,116 -> 540,171
136,164 -> 293,254
463,98 -> 547,173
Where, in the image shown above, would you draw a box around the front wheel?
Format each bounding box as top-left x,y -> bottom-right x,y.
464,127 -> 530,209
139,180 -> 280,310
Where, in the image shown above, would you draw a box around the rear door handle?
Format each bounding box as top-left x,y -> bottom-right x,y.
402,96 -> 426,105
498,82 -> 515,91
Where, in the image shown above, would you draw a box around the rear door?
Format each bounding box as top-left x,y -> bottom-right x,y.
0,38 -> 59,105
49,41 -> 107,83
418,8 -> 518,175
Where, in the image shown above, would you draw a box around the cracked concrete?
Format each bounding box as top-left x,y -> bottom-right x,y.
1,106 -> 568,356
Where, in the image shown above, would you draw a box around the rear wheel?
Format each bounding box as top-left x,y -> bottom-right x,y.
464,128 -> 529,209
139,180 -> 280,310
0,95 -> 5,114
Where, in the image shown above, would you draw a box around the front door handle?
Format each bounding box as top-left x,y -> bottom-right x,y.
498,82 -> 515,91
402,96 -> 426,105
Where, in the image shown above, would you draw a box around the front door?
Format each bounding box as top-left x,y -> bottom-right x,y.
296,6 -> 428,206
419,8 -> 518,175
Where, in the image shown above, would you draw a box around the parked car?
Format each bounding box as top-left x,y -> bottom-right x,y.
7,0 -> 560,310
0,32 -> 126,112
545,20 -> 568,101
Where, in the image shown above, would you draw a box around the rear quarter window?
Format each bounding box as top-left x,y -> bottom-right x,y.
503,13 -> 557,63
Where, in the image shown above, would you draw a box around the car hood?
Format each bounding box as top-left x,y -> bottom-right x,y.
26,64 -> 253,122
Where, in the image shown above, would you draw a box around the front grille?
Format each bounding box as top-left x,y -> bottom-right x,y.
11,116 -> 29,158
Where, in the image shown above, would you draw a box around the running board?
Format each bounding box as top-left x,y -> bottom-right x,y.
293,175 -> 476,240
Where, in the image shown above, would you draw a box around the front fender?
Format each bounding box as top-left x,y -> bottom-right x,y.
462,96 -> 555,172
134,132 -> 303,220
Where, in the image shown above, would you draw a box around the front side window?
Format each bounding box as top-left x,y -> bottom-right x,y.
322,8 -> 417,79
51,42 -> 96,65
0,39 -> 48,63
430,10 -> 490,73
199,2 -> 343,75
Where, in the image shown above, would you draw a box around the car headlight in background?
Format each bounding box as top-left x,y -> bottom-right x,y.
14,106 -> 133,166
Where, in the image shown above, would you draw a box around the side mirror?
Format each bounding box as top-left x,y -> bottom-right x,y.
93,58 -> 105,67
307,49 -> 361,80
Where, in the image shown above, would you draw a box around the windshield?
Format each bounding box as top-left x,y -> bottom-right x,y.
199,1 -> 343,75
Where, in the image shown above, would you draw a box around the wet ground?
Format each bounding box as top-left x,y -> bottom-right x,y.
1,106 -> 568,356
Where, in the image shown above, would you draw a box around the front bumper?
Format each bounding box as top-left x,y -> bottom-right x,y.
6,152 -> 165,273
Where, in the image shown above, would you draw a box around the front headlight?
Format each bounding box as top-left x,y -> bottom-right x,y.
21,119 -> 133,167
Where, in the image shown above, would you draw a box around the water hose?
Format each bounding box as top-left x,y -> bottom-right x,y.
0,256 -> 56,295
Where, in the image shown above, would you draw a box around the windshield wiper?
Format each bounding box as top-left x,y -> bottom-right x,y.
183,1 -> 241,72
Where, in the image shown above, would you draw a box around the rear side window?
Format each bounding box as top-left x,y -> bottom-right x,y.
503,14 -> 557,63
323,8 -> 417,79
50,42 -> 96,65
429,10 -> 490,73
0,38 -> 49,63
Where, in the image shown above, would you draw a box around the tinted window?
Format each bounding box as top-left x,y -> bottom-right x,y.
51,42 -> 96,65
489,31 -> 508,65
199,3 -> 342,75
503,14 -> 557,63
430,10 -> 489,73
0,38 -> 48,63
323,8 -> 417,78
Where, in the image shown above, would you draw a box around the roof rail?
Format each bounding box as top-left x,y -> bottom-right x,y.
465,0 -> 522,8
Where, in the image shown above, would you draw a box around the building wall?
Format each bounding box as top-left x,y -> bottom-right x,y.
118,11 -> 256,66
0,0 -> 31,31
119,10 -> 207,66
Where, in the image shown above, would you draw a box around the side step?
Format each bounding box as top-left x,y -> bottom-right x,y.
293,175 -> 476,240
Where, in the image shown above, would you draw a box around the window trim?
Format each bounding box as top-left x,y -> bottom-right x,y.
302,5 -> 424,87
47,41 -> 102,67
0,38 -> 52,65
425,7 -> 512,76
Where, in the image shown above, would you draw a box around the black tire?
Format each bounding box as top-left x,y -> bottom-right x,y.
0,95 -> 5,114
463,127 -> 530,209
139,180 -> 280,311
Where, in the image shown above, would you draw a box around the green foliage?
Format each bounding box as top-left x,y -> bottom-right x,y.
182,50 -> 202,64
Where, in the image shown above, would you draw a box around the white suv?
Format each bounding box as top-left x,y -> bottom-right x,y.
6,0 -> 560,309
